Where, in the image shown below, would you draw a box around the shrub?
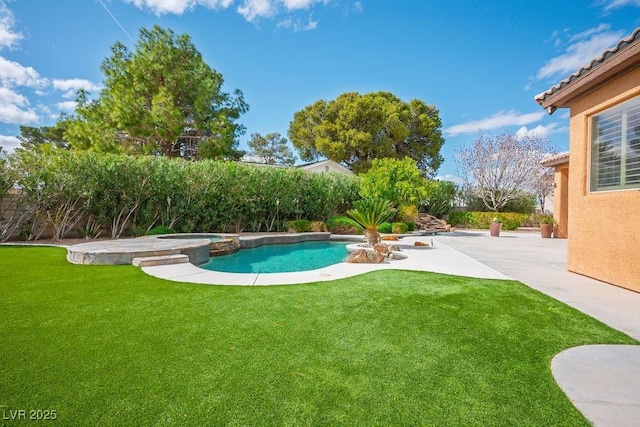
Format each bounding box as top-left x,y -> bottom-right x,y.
326,216 -> 363,235
406,222 -> 416,231
399,204 -> 419,223
146,225 -> 176,235
448,212 -> 529,230
4,151 -> 361,240
377,222 -> 393,233
310,221 -> 326,232
286,219 -> 313,233
448,211 -> 472,227
392,222 -> 408,234
421,180 -> 456,218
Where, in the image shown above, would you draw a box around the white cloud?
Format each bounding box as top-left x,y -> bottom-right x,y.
55,101 -> 77,112
0,1 -> 22,50
238,0 -> 328,21
276,17 -> 317,31
599,0 -> 640,11
0,134 -> 20,153
53,78 -> 100,92
53,78 -> 101,98
0,87 -> 38,124
515,125 -> 553,139
123,0 -> 328,25
281,0 -> 328,11
444,110 -> 545,136
536,25 -> 625,79
238,0 -> 277,21
567,23 -> 611,43
123,0 -> 233,16
0,56 -> 48,88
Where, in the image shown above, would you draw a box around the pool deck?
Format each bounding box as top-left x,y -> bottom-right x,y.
141,234 -> 510,285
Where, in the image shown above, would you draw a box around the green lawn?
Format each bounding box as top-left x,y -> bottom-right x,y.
0,246 -> 636,426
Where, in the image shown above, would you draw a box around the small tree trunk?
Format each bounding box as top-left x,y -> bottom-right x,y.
364,228 -> 380,247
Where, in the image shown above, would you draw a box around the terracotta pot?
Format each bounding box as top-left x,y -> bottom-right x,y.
489,222 -> 501,237
540,223 -> 553,238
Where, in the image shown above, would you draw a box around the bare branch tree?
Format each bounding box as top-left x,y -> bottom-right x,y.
455,132 -> 555,211
532,167 -> 555,213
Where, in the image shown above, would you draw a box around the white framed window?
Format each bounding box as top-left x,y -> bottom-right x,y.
590,95 -> 640,191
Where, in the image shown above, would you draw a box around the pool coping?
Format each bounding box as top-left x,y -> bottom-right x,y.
65,232 -> 332,266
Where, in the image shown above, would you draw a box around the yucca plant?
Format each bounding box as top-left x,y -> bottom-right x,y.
347,198 -> 396,246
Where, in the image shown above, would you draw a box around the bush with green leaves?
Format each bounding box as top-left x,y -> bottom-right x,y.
392,222 -> 408,234
448,211 -> 529,230
3,151 -> 360,240
145,225 -> 176,235
286,220 -> 312,232
377,222 -> 393,233
421,180 -> 456,218
326,216 -> 363,235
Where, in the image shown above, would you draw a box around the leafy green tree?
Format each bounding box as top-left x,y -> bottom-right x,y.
421,180 -> 457,218
65,25 -> 248,159
347,198 -> 396,246
17,122 -> 70,151
359,158 -> 428,209
246,132 -> 296,165
288,91 -> 444,174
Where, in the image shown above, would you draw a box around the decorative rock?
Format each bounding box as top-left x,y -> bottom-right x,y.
414,241 -> 429,247
347,249 -> 385,264
373,243 -> 391,256
381,235 -> 399,241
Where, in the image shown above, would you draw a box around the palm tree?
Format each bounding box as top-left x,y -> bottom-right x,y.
347,198 -> 396,246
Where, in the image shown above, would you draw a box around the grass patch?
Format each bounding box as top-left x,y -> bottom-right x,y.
0,246 -> 636,426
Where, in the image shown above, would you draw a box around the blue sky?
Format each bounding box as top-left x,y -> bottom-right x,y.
0,0 -> 639,180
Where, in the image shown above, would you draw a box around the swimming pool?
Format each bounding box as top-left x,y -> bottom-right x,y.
199,241 -> 350,273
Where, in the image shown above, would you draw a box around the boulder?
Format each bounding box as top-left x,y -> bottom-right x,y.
347,249 -> 385,264
381,235 -> 399,241
414,241 -> 430,247
373,243 -> 391,256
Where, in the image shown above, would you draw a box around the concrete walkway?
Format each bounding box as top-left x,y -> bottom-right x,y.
143,230 -> 640,426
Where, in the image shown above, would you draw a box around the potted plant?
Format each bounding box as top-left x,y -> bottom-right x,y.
539,214 -> 555,238
490,217 -> 502,237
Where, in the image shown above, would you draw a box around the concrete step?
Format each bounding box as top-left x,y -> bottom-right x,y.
132,254 -> 189,267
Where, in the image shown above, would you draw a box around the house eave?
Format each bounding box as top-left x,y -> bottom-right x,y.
535,27 -> 640,113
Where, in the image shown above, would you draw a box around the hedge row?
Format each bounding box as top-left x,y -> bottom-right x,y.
1,150 -> 360,240
448,211 -> 531,231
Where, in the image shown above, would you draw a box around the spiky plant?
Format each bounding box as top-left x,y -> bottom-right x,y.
347,198 -> 396,246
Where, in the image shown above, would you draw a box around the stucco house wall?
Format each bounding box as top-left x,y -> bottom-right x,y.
564,67 -> 640,291
536,28 -> 640,292
554,164 -> 569,239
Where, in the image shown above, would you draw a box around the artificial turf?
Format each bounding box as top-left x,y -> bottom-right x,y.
0,246 -> 636,426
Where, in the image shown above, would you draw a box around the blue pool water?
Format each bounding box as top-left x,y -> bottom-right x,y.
199,241 -> 349,273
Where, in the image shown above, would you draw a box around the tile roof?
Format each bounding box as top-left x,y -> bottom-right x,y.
540,151 -> 569,167
535,27 -> 640,113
